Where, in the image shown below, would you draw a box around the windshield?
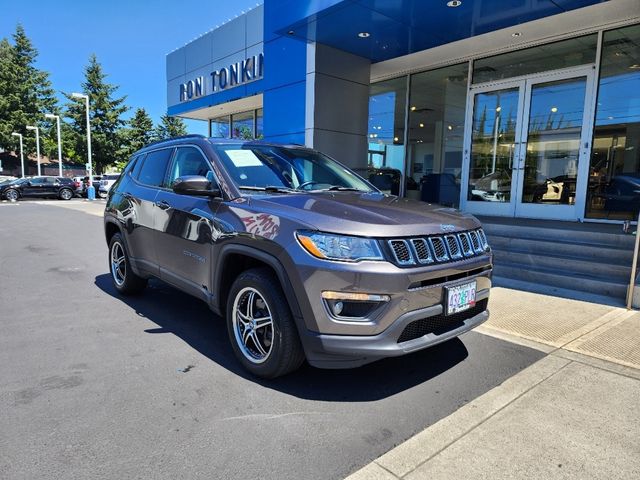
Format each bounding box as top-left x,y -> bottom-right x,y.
212,144 -> 375,193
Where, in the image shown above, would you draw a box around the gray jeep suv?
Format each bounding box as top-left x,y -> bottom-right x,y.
104,135 -> 492,378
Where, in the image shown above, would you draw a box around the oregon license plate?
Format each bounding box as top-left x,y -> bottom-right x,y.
445,280 -> 477,315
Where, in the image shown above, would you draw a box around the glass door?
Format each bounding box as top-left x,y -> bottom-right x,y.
462,67 -> 594,220
514,69 -> 594,220
462,80 -> 526,217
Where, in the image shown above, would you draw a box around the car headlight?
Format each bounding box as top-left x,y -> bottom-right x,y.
296,231 -> 384,262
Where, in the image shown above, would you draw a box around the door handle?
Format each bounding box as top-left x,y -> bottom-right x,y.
155,200 -> 171,210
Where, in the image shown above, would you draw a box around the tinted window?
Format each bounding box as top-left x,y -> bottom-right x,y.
30,178 -> 46,185
103,174 -> 120,180
136,149 -> 173,187
167,147 -> 212,186
131,154 -> 145,178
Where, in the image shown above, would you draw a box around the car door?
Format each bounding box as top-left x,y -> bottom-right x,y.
44,177 -> 59,197
154,145 -> 221,300
22,177 -> 47,197
126,147 -> 175,276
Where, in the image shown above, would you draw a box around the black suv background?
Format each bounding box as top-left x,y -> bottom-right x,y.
1,176 -> 76,201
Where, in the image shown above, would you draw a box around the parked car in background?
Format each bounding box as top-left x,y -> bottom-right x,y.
72,176 -> 85,196
0,176 -> 76,201
98,173 -> 121,198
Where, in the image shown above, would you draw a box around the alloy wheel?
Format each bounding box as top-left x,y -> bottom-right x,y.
232,287 -> 274,364
110,241 -> 126,287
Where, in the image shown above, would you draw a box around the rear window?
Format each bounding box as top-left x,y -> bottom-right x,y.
136,148 -> 173,187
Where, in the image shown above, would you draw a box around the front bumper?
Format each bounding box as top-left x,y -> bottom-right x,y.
283,246 -> 492,368
304,300 -> 489,369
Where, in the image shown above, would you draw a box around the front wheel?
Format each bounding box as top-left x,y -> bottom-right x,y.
59,188 -> 73,200
98,191 -> 108,199
5,189 -> 19,201
226,268 -> 305,378
108,233 -> 147,295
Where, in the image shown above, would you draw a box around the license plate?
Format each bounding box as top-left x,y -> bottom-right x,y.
445,280 -> 477,315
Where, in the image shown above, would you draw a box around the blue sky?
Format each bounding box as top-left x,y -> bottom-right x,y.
0,0 -> 262,134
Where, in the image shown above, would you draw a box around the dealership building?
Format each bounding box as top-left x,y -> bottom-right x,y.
167,0 -> 638,225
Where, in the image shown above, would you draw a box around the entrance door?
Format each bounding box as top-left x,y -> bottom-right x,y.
461,67 -> 595,220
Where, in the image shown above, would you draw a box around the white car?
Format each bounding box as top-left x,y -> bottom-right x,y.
98,174 -> 121,198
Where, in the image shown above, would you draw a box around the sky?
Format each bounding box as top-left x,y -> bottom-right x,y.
0,0 -> 263,135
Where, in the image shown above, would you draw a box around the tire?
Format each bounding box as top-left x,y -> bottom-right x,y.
5,189 -> 19,201
226,268 -> 305,378
98,191 -> 108,199
108,233 -> 147,295
59,188 -> 73,201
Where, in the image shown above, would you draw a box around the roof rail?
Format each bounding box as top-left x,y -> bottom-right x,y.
142,134 -> 207,150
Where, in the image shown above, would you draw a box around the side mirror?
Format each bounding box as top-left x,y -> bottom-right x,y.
172,175 -> 221,197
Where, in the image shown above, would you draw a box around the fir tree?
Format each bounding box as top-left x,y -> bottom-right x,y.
155,114 -> 187,140
65,54 -> 128,173
0,25 -> 57,157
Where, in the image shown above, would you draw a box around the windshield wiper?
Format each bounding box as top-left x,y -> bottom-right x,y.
239,185 -> 297,194
325,186 -> 365,192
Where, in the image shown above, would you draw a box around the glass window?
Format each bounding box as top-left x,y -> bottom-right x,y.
231,111 -> 254,139
255,108 -> 264,139
586,25 -> 640,220
406,63 -> 468,206
212,145 -> 373,192
365,77 -> 407,194
136,148 -> 173,187
167,147 -> 212,185
131,154 -> 145,178
30,177 -> 46,185
210,116 -> 230,138
473,34 -> 598,84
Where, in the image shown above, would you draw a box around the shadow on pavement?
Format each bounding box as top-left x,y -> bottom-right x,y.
95,273 -> 469,401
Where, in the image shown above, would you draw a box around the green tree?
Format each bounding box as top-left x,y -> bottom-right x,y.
154,114 -> 187,140
115,107 -> 154,169
65,54 -> 128,173
0,25 -> 57,157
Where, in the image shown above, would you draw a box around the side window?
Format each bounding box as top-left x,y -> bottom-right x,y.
136,149 -> 174,187
30,178 -> 45,185
131,154 -> 145,179
167,147 -> 214,187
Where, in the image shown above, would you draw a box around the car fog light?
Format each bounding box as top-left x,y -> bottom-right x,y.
321,291 -> 390,302
333,301 -> 344,316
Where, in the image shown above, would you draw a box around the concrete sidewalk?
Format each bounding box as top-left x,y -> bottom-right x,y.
347,288 -> 640,479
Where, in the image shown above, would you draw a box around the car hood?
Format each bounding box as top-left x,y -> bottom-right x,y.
247,191 -> 480,237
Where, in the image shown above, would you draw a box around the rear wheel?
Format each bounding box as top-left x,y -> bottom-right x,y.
5,189 -> 18,201
59,188 -> 73,200
226,268 -> 305,378
109,233 -> 147,295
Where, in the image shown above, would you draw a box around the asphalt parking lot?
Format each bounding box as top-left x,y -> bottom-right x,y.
0,200 -> 544,480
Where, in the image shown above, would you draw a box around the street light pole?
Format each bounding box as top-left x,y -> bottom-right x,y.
45,113 -> 63,177
26,125 -> 41,176
71,92 -> 94,200
11,132 -> 25,178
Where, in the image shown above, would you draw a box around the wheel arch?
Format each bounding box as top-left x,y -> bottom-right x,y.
214,244 -> 303,322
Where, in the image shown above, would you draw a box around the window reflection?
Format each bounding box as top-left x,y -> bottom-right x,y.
468,88 -> 519,202
231,111 -> 254,139
210,115 -> 230,138
586,25 -> 640,220
521,77 -> 586,205
364,78 -> 406,195
406,63 -> 468,206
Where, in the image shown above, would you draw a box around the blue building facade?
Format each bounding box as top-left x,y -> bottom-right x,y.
167,0 -> 640,222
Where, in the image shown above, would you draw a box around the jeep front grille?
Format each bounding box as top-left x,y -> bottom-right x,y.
389,239 -> 413,265
387,228 -> 489,267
